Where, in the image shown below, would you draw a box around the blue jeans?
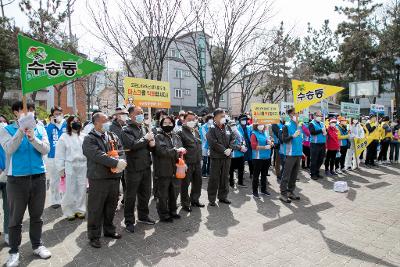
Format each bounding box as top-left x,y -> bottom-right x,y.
202,156 -> 210,176
0,182 -> 8,234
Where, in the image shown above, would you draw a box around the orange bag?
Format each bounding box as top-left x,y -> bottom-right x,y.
176,155 -> 187,179
107,139 -> 119,173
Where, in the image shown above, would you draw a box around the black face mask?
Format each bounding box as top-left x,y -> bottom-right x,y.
161,125 -> 174,133
71,121 -> 82,131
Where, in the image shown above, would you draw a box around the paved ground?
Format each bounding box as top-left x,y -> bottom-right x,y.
1,163 -> 400,266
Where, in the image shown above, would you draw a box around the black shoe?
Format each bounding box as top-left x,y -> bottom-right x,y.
277,178 -> 281,184
260,190 -> 271,196
104,232 -> 122,239
160,217 -> 173,223
51,204 -> 61,209
137,217 -> 156,225
219,199 -> 231,204
191,202 -> 205,208
170,214 -> 181,219
182,206 -> 192,212
279,195 -> 291,204
311,175 -> 318,180
209,201 -> 216,206
237,183 -> 247,188
252,192 -> 260,199
288,192 -> 300,200
89,239 -> 102,248
330,171 -> 338,176
125,223 -> 135,233
316,174 -> 323,179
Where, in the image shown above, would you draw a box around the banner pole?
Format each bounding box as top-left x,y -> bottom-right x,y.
22,94 -> 27,114
354,140 -> 359,170
148,107 -> 152,133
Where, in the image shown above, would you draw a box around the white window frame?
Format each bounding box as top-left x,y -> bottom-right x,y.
175,69 -> 183,79
184,89 -> 190,96
174,88 -> 183,98
184,70 -> 191,77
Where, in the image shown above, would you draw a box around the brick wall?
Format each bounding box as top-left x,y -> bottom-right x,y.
53,79 -> 87,119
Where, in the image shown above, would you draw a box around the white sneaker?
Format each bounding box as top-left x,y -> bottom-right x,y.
6,253 -> 20,267
4,233 -> 9,245
33,246 -> 51,259
335,168 -> 343,174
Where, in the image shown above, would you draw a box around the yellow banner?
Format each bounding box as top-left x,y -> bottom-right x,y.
251,103 -> 280,124
124,77 -> 171,108
354,130 -> 380,157
292,80 -> 344,112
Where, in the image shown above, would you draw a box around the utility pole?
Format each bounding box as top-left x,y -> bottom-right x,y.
67,0 -> 77,114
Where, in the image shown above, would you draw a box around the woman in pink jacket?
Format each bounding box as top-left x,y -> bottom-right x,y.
324,118 -> 340,176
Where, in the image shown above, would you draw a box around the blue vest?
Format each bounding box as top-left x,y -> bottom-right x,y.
310,120 -> 326,144
5,124 -> 46,176
251,130 -> 271,159
301,124 -> 310,143
46,121 -> 66,158
200,123 -> 210,151
283,120 -> 303,156
232,128 -> 245,158
337,125 -> 349,147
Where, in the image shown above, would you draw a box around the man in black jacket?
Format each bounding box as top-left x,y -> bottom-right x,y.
82,112 -> 127,248
109,107 -> 128,204
206,109 -> 237,206
177,111 -> 204,212
121,106 -> 156,233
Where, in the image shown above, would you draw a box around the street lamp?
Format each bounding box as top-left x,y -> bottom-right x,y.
395,57 -> 400,118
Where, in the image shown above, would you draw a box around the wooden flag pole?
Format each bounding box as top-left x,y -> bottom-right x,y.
22,94 -> 28,114
148,107 -> 152,133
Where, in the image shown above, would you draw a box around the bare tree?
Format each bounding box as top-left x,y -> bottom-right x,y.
176,0 -> 273,109
238,67 -> 266,113
0,0 -> 15,18
87,0 -> 194,80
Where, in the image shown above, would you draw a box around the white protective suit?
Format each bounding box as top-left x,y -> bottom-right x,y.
55,132 -> 87,218
345,123 -> 365,169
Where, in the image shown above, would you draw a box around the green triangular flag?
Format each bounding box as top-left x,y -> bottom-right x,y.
18,34 -> 106,94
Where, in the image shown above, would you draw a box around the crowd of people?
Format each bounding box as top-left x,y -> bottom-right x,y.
0,100 -> 399,267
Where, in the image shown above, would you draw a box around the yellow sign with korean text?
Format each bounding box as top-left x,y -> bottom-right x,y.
251,103 -> 280,124
292,80 -> 344,112
124,77 -> 171,108
354,130 -> 380,157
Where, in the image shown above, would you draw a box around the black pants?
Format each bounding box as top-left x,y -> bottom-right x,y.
310,143 -> 326,176
87,178 -> 120,240
124,168 -> 151,225
366,140 -> 378,165
157,176 -> 180,220
181,162 -> 202,208
378,140 -> 390,161
7,174 -> 46,254
208,157 -> 231,202
302,146 -> 310,168
325,150 -> 337,172
335,146 -> 348,169
247,159 -> 253,176
273,147 -> 281,177
229,157 -> 245,186
280,156 -> 301,195
202,156 -> 211,176
390,142 -> 400,161
252,159 -> 270,194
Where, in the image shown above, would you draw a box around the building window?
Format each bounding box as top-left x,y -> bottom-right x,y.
184,70 -> 191,77
220,94 -> 225,102
175,69 -> 183,79
174,88 -> 183,98
184,89 -> 190,96
171,49 -> 181,59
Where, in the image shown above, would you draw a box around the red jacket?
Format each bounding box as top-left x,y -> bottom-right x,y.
326,126 -> 340,150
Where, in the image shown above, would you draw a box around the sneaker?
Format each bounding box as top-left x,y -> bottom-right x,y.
260,190 -> 271,196
125,223 -> 135,233
330,171 -> 338,176
252,192 -> 260,199
75,212 -> 85,219
4,233 -> 9,245
346,167 -> 352,171
288,192 -> 300,200
66,216 -> 76,221
137,217 -> 156,225
335,169 -> 343,174
279,195 -> 291,204
89,239 -> 102,248
6,253 -> 20,267
33,246 -> 51,259
325,170 -> 330,176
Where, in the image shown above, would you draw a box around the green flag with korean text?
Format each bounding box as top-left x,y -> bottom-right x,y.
18,34 -> 106,95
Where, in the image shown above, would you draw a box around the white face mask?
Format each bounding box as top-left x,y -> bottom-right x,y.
120,114 -> 128,122
208,119 -> 213,125
0,122 -> 7,127
231,126 -> 238,132
101,122 -> 111,132
353,120 -> 358,124
55,115 -> 63,123
330,123 -> 336,127
257,125 -> 265,131
220,117 -> 227,125
315,116 -> 322,122
186,121 -> 197,128
292,116 -> 297,122
240,120 -> 247,126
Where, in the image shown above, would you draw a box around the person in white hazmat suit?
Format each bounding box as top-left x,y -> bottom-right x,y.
55,116 -> 87,220
345,118 -> 365,170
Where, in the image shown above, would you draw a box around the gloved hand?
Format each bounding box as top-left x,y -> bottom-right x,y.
144,132 -> 154,141
240,146 -> 247,153
224,149 -> 232,156
177,147 -> 187,154
116,159 -> 127,171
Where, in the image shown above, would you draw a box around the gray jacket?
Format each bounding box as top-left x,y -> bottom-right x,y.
82,129 -> 125,180
177,126 -> 202,164
109,120 -> 124,142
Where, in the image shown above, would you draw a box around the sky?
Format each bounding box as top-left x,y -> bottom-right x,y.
6,0 -> 390,69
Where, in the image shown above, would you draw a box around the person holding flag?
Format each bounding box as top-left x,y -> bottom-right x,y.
309,111 -> 327,180
335,117 -> 350,173
46,106 -> 67,209
0,101 -> 52,267
346,117 -> 365,170
366,114 -> 379,167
